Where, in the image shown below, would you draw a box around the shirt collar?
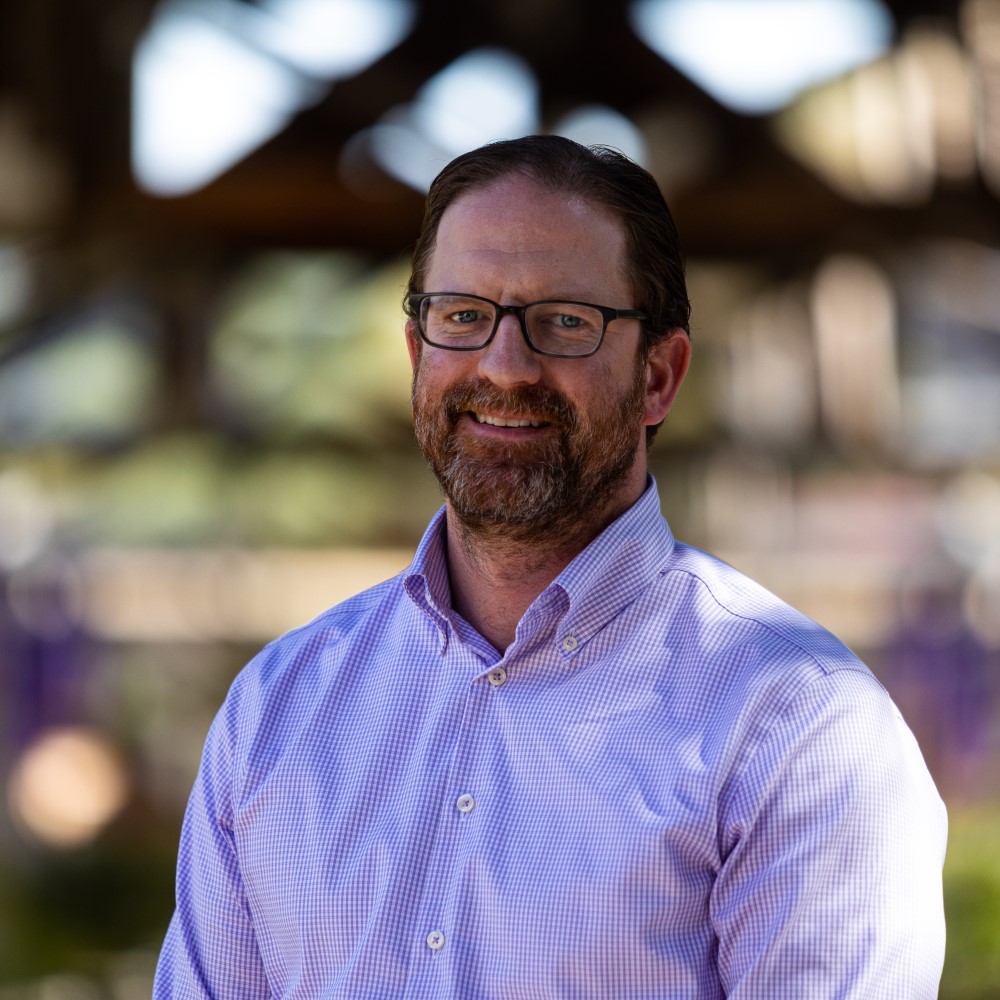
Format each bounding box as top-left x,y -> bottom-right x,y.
403,478 -> 676,649
403,506 -> 452,636
545,477 -> 676,649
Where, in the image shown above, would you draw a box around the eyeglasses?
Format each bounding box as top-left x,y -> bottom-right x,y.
408,292 -> 647,359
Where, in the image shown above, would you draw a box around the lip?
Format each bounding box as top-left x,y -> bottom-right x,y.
472,412 -> 548,428
459,411 -> 552,436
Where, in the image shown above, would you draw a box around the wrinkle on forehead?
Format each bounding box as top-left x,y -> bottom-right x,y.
427,175 -> 629,303
444,177 -> 615,235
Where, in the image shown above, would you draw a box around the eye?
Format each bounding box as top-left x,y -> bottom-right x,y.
531,305 -> 600,335
421,296 -> 495,335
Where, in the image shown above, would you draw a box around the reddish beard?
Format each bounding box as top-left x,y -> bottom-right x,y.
411,357 -> 648,544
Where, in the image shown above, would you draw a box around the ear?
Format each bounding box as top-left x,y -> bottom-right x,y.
405,318 -> 422,372
643,330 -> 691,428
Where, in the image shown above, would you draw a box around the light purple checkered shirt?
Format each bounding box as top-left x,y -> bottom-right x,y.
154,480 -> 947,999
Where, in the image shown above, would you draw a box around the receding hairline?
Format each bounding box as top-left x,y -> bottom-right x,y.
415,165 -> 635,284
432,169 -> 629,241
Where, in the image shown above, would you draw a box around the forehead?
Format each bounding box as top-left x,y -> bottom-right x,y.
426,175 -> 629,299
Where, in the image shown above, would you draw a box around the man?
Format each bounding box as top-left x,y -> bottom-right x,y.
155,135 -> 947,998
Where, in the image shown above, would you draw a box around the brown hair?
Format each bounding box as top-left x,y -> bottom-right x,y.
404,134 -> 691,350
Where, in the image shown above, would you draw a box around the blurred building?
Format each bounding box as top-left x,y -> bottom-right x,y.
1,1 -> 999,996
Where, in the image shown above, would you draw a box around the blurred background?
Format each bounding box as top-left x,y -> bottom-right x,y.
1,0 -> 998,995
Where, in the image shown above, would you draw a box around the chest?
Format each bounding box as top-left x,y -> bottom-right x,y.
233,650 -> 727,997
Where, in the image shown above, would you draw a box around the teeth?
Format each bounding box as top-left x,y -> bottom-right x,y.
474,413 -> 544,428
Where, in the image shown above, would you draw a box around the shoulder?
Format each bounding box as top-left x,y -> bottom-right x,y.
658,542 -> 944,791
196,569 -> 433,793
259,573 -> 410,668
643,541 -> 903,776
659,540 -> 868,679
219,572 -> 415,734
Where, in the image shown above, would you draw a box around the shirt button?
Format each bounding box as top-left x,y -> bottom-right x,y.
456,793 -> 476,814
487,667 -> 508,687
426,929 -> 445,951
560,634 -> 579,653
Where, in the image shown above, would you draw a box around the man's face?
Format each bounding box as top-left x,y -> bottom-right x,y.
407,174 -> 660,543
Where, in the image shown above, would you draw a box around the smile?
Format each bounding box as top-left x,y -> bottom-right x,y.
473,413 -> 548,428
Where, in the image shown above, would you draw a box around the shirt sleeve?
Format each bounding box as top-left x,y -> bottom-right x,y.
711,668 -> 947,999
153,688 -> 272,1000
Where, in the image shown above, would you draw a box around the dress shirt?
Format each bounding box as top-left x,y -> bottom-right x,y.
154,480 -> 947,999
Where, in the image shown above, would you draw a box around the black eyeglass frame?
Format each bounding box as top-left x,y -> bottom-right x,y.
407,292 -> 648,359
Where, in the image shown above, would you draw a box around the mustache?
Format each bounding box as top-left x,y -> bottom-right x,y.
438,379 -> 578,428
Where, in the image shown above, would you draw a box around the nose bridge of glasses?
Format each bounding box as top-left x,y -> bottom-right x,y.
476,303 -> 543,384
494,303 -> 531,342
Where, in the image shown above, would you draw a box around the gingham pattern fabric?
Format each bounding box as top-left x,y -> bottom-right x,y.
154,481 -> 947,999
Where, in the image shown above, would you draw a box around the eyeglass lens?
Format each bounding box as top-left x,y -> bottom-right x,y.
419,294 -> 604,356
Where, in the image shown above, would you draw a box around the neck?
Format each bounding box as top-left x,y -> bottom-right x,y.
443,484 -> 642,652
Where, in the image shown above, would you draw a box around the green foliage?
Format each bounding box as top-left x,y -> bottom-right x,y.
940,807 -> 1000,999
0,832 -> 174,985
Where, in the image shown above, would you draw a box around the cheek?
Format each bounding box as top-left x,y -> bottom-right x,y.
574,357 -> 632,408
412,353 -> 461,415
417,348 -> 480,391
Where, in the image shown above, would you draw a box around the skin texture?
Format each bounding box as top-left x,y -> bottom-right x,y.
407,174 -> 691,650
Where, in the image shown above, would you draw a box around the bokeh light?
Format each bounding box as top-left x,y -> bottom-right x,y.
7,728 -> 130,850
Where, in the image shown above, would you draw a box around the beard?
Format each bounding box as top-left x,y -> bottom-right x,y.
411,353 -> 648,545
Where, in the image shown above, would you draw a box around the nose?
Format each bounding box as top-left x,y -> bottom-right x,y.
477,312 -> 542,388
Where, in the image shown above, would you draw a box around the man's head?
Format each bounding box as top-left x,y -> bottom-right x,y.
404,136 -> 690,544
405,134 -> 691,358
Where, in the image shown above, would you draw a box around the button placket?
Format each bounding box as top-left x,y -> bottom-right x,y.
416,674 -> 494,960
